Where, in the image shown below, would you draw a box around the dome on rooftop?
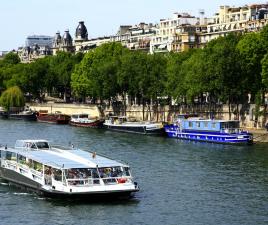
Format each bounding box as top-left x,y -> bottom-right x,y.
62,30 -> 73,46
53,31 -> 62,47
75,21 -> 88,40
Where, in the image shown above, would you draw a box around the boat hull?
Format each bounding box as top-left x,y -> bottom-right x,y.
37,115 -> 70,124
8,112 -> 37,121
104,124 -> 165,135
69,120 -> 104,128
164,125 -> 253,145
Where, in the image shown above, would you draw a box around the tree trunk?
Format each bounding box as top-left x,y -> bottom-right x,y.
142,97 -> 145,121
156,99 -> 159,122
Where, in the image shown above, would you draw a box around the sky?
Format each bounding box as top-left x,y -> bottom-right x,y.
0,0 -> 265,51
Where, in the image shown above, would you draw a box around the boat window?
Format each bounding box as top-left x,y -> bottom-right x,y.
35,142 -> 50,149
123,167 -> 130,176
27,159 -> 33,168
18,154 -> 26,165
33,160 -> 43,172
66,168 -> 96,179
196,122 -> 200,128
212,122 -> 216,129
6,151 -> 16,161
30,143 -> 37,149
98,167 -> 123,178
189,122 -> 193,128
52,168 -> 62,181
204,121 -> 208,128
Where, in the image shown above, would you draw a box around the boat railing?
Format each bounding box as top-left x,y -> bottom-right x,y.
66,178 -> 100,186
4,160 -> 17,170
30,169 -> 43,178
102,176 -> 131,185
65,176 -> 131,186
102,177 -> 117,184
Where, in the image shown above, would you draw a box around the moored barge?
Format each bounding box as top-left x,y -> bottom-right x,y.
69,114 -> 104,128
104,116 -> 164,135
164,116 -> 253,145
37,111 -> 70,124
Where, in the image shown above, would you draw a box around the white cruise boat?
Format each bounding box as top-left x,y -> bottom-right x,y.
0,140 -> 139,199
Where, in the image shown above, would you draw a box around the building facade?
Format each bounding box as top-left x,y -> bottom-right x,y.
150,13 -> 199,53
18,3 -> 268,61
200,4 -> 268,45
52,30 -> 74,55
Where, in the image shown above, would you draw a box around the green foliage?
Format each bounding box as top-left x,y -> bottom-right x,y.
237,32 -> 265,97
166,50 -> 194,101
0,86 -> 25,110
261,53 -> 268,89
71,42 -> 126,100
1,52 -> 20,65
1,26 -> 268,108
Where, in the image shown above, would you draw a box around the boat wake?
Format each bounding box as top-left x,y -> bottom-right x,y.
12,192 -> 33,196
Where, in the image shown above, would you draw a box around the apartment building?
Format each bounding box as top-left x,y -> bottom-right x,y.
112,23 -> 157,51
201,4 -> 268,44
150,13 -> 199,53
18,3 -> 268,62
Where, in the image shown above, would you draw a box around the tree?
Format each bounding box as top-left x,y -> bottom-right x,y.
166,51 -> 194,103
71,42 -> 126,102
1,52 -> 20,65
0,86 -> 25,111
48,51 -> 84,101
261,53 -> 268,89
118,51 -> 146,103
237,32 -> 265,102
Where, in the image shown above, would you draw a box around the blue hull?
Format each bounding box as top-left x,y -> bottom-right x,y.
164,125 -> 253,145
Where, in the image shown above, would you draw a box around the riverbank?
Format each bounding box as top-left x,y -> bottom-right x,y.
28,103 -> 100,117
27,103 -> 268,143
248,128 -> 268,143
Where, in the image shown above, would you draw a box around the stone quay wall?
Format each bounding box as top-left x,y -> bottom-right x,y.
28,103 -> 100,117
104,103 -> 268,129
29,103 -> 268,129
28,102 -> 268,142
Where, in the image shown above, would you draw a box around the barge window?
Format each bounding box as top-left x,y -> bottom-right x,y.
204,122 -> 208,128
189,122 -> 193,128
196,122 -> 200,128
212,122 -> 216,129
6,151 -> 16,161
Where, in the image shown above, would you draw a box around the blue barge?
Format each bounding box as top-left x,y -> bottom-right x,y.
164,116 -> 253,145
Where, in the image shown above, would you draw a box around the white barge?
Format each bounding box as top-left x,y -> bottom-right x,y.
104,116 -> 164,135
0,140 -> 139,199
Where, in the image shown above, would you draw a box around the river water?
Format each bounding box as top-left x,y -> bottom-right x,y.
0,120 -> 268,225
